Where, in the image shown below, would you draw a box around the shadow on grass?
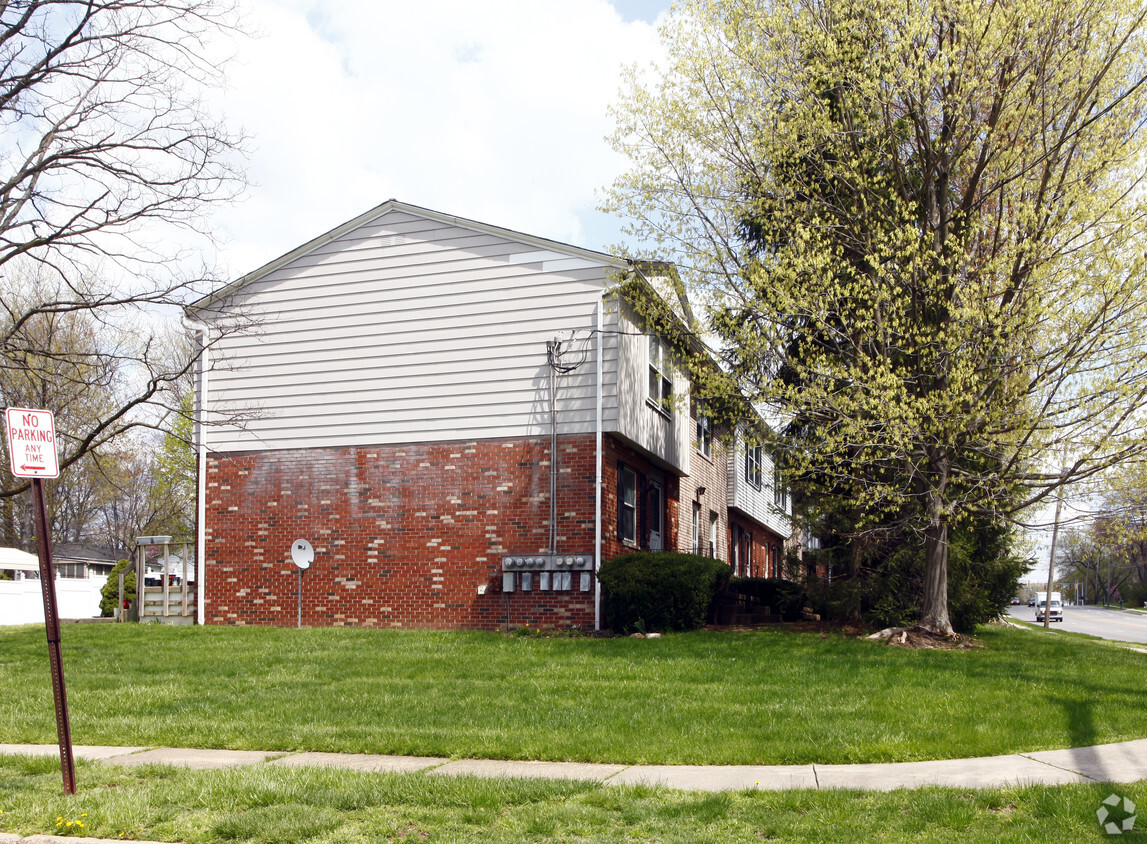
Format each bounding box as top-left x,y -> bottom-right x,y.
1046,693 -> 1097,758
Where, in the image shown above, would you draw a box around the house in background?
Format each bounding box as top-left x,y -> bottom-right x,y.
53,544 -> 117,581
0,546 -> 110,624
187,200 -> 792,630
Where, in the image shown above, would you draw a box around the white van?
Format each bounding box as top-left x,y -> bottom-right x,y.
1036,591 -> 1063,623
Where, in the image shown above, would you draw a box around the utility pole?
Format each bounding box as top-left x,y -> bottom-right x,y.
1044,481 -> 1065,630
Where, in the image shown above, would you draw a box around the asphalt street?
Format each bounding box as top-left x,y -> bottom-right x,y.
1006,603 -> 1147,644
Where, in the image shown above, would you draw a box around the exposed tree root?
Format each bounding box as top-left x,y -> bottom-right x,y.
867,625 -> 982,649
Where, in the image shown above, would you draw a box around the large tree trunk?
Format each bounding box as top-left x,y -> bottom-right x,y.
919,458 -> 955,635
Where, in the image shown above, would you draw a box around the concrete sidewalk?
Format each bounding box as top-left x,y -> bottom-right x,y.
1,741 -> 1145,844
2,738 -> 1146,792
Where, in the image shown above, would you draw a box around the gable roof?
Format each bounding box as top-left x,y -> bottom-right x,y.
189,199 -> 624,313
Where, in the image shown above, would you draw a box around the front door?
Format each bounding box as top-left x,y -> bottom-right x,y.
647,479 -> 663,551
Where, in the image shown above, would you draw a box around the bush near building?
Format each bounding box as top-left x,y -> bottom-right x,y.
599,552 -> 731,633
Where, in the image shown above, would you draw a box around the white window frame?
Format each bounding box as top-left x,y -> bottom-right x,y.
773,461 -> 788,509
746,444 -> 762,488
696,405 -> 712,458
648,334 -> 673,412
619,464 -> 638,545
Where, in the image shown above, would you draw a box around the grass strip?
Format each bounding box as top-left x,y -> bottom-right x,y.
0,755 -> 1143,843
0,624 -> 1143,765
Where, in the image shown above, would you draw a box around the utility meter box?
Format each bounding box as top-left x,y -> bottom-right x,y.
501,553 -> 593,593
501,554 -> 593,572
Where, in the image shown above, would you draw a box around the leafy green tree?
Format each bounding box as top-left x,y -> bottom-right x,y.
1058,465 -> 1147,605
606,0 -> 1147,633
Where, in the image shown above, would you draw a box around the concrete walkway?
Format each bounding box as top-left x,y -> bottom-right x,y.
1,740 -> 1145,844
2,738 -> 1146,792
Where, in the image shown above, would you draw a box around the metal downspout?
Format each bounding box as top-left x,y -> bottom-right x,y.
549,342 -> 558,555
182,314 -> 209,626
595,289 -> 604,631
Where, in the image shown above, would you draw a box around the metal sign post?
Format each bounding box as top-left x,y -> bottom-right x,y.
291,539 -> 313,628
5,407 -> 75,794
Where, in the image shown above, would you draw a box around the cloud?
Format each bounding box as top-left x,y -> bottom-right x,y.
212,0 -> 667,279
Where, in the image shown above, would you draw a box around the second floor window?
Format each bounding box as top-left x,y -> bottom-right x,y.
696,406 -> 712,458
746,444 -> 762,488
648,334 -> 673,411
774,463 -> 788,509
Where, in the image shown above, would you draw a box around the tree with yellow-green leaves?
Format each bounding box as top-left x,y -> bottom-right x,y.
606,0 -> 1147,634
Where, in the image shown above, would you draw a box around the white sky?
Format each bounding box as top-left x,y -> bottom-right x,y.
210,0 -> 671,281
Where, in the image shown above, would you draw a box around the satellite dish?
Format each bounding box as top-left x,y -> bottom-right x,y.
290,539 -> 314,570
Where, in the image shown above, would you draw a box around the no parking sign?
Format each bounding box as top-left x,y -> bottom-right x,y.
4,407 -> 59,478
3,406 -> 73,794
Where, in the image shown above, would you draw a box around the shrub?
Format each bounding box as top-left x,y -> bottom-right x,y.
946,529 -> 1029,632
804,519 -> 1027,633
99,559 -> 134,618
727,577 -> 807,621
599,552 -> 731,633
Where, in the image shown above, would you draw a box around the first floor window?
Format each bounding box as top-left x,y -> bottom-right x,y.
731,525 -> 742,575
732,526 -> 753,577
619,465 -> 638,544
708,511 -> 718,558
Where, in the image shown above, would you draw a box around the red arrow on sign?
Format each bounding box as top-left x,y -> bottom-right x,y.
21,464 -> 45,471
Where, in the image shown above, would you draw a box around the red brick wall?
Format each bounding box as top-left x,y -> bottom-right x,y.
728,511 -> 787,579
681,408 -> 730,561
204,435 -> 604,630
599,438 -> 684,560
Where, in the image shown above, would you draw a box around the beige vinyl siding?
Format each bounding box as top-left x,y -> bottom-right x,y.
202,208 -> 622,453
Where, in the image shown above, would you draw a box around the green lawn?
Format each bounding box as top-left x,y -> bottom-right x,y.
0,623 -> 1143,766
0,754 -> 1143,843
